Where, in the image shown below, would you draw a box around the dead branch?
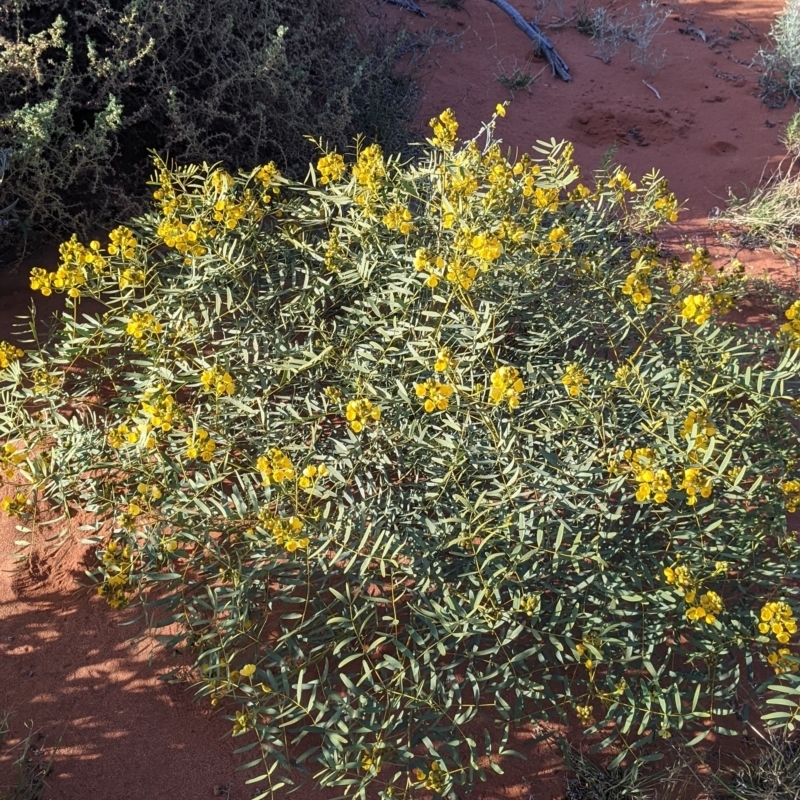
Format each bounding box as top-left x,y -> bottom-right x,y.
384,0 -> 427,16
483,0 -> 571,81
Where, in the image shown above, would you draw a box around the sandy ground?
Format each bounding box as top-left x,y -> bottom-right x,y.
1,0 -> 798,797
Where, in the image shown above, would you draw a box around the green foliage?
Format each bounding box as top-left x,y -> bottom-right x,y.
758,0 -> 800,107
0,0 -> 418,260
2,109 -> 800,798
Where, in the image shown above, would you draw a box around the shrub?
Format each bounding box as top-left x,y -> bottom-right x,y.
0,0 -> 418,260
758,0 -> 800,107
2,108 -> 800,797
715,120 -> 800,256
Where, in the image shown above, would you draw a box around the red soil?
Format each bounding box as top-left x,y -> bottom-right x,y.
1,0 -> 798,797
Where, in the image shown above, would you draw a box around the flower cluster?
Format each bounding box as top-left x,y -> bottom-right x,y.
622,265 -> 653,312
256,449 -> 295,485
352,143 -> 386,208
200,366 -> 235,397
414,761 -> 447,793
0,442 -> 26,479
780,300 -> 800,348
782,479 -> 800,513
382,204 -> 413,235
606,168 -> 637,197
345,399 -> 381,433
317,152 -> 346,185
681,408 -> 716,461
185,429 -> 216,462
663,563 -> 693,593
414,378 -> 454,413
257,509 -> 309,552
686,590 -> 723,625
255,161 -> 281,190
125,312 -> 162,342
413,247 -> 445,288
561,363 -> 589,397
0,341 -> 24,369
0,491 -> 33,517
298,463 -> 329,489
653,189 -> 680,223
30,235 -> 106,298
681,294 -> 713,325
140,386 -> 176,431
434,347 -> 457,373
429,108 -> 459,149
519,594 -> 539,616
445,257 -> 478,291
107,226 -> 137,259
466,232 -> 503,264
119,267 -> 146,289
156,217 -> 210,259
97,538 -> 134,608
678,467 -> 713,506
489,366 -> 524,410
759,601 -> 797,644
625,448 -> 671,503
760,602 -> 798,674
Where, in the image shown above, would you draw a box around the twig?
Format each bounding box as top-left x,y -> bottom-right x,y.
483,0 -> 571,81
642,80 -> 661,99
383,0 -> 427,16
735,17 -> 761,42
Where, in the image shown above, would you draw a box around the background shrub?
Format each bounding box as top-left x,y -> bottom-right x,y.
2,110 -> 800,797
758,0 -> 800,107
0,0 -> 419,261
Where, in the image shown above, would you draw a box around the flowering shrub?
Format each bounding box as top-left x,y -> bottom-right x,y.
2,108 -> 800,797
0,0 -> 417,258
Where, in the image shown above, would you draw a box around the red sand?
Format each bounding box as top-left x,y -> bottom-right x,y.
1,0 -> 798,797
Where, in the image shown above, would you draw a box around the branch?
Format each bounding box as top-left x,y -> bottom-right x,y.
483,0 -> 571,82
384,0 -> 427,16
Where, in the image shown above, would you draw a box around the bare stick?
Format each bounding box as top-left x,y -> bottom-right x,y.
483,0 -> 571,81
642,80 -> 661,99
735,18 -> 761,42
384,0 -> 427,16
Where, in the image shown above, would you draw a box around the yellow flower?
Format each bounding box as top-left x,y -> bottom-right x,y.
298,463 -> 329,489
622,270 -> 652,312
414,378 -> 454,412
316,152 -> 346,185
345,399 -> 381,433
185,429 -> 216,462
240,663 -> 257,678
429,108 -> 459,149
382,204 -> 414,235
0,341 -> 24,369
125,312 -> 162,341
686,591 -> 723,625
758,601 -> 796,645
258,509 -> 309,552
561,363 -> 589,397
679,468 -> 712,506
434,347 -> 457,373
489,366 -> 525,410
257,449 -> 295,484
782,479 -> 800,513
200,366 -> 235,397
108,226 -> 138,259
681,294 -> 713,325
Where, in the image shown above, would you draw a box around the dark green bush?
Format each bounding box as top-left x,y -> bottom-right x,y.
0,0 -> 419,260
